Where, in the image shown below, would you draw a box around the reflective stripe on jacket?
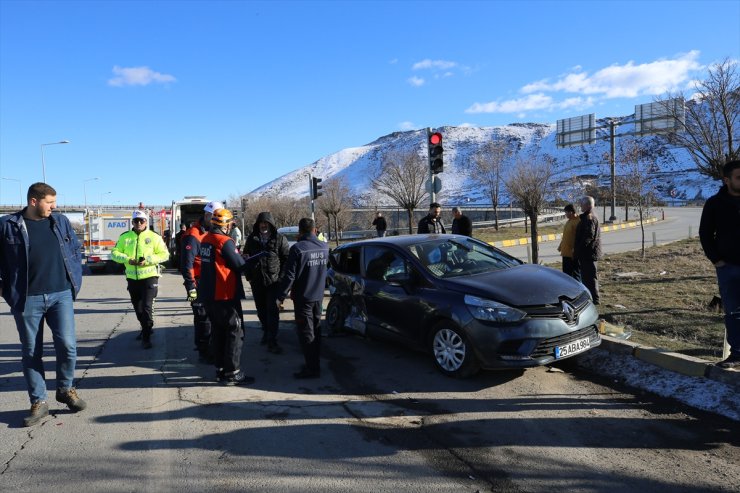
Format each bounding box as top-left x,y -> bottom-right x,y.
111,229 -> 169,280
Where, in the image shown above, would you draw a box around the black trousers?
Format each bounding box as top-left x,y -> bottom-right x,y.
293,300 -> 322,372
126,277 -> 159,336
579,258 -> 600,304
190,300 -> 212,351
250,282 -> 281,344
562,257 -> 581,282
205,299 -> 244,374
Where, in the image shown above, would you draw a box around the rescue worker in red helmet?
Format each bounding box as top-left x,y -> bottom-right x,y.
198,208 -> 256,385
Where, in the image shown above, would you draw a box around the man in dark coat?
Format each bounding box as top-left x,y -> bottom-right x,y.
244,212 -> 290,353
574,195 -> 602,305
451,207 -> 473,237
700,160 -> 740,368
276,218 -> 329,379
417,202 -> 446,234
372,212 -> 387,237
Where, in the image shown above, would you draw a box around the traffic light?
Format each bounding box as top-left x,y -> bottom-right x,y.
311,177 -> 323,200
428,131 -> 443,174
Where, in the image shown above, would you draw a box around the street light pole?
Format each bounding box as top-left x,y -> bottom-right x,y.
40,140 -> 70,182
100,191 -> 111,209
1,177 -> 22,208
83,177 -> 98,256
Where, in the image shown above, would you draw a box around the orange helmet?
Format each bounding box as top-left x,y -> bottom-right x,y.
210,208 -> 234,228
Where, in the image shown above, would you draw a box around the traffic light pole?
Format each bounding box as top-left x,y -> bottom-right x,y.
428,129 -> 436,203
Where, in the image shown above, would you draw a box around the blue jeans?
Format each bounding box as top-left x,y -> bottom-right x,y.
11,289 -> 78,404
717,263 -> 740,355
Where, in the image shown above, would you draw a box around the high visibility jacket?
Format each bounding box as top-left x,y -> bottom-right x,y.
198,231 -> 246,302
111,229 -> 169,280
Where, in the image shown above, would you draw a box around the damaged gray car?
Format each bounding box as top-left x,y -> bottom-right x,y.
325,234 -> 600,377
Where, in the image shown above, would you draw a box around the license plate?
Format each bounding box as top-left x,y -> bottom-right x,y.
554,336 -> 591,359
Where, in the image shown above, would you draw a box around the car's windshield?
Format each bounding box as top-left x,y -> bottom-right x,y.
406,237 -> 521,278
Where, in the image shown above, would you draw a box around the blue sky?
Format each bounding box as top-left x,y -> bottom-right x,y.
1,0 -> 738,208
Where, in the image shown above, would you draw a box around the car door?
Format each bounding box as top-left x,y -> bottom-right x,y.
362,245 -> 426,343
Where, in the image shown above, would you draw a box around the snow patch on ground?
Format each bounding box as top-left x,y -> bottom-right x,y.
578,349 -> 740,422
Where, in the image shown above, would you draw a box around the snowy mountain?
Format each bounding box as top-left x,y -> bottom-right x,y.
248,116 -> 720,205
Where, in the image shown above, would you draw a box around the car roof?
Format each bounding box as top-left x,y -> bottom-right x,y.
335,233 -> 470,250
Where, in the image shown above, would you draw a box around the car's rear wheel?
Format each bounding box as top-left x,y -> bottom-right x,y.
325,296 -> 348,334
430,321 -> 480,378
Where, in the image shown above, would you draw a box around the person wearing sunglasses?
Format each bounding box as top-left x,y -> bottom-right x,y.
111,210 -> 169,348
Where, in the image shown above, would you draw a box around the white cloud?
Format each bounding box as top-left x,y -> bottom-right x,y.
467,52 -> 704,115
407,76 -> 425,87
520,51 -> 702,98
412,59 -> 457,71
398,121 -> 416,130
108,65 -> 177,87
466,93 -> 554,114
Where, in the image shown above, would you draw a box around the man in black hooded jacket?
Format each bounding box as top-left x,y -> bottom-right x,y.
244,212 -> 290,353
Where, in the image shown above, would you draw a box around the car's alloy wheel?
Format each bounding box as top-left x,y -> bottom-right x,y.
431,323 -> 479,377
325,296 -> 348,333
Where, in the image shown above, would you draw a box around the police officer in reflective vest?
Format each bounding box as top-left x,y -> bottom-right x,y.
111,210 -> 169,348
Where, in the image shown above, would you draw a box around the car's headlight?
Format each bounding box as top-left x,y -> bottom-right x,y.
464,294 -> 526,323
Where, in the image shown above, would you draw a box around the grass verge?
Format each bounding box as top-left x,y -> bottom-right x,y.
589,238 -> 726,361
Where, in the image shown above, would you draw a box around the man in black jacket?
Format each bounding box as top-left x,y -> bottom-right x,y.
244,212 -> 290,354
574,195 -> 602,305
417,202 -> 446,234
451,207 -> 473,237
700,160 -> 740,368
276,218 -> 329,379
372,212 -> 387,237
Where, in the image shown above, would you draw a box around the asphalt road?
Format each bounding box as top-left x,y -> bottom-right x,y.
500,207 -> 702,263
1,266 -> 738,492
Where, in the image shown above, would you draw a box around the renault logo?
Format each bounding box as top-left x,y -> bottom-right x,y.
562,301 -> 577,324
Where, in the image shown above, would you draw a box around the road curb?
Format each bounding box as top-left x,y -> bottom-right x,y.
489,216 -> 659,248
596,335 -> 740,393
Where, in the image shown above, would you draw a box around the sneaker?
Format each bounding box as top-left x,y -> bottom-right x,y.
260,333 -> 268,345
23,401 -> 49,427
267,343 -> 283,354
718,354 -> 740,369
293,368 -> 320,379
216,369 -> 226,382
222,371 -> 255,386
56,388 -> 87,412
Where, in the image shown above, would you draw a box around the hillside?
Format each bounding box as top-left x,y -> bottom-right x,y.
248,116 -> 719,206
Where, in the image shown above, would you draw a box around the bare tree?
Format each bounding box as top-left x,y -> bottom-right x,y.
318,175 -> 352,246
471,139 -> 512,230
658,58 -> 739,179
505,154 -> 553,264
243,194 -> 308,229
618,140 -> 657,258
371,149 -> 429,234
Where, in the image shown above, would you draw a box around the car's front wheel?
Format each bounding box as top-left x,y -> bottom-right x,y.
325,296 -> 348,334
430,322 -> 480,378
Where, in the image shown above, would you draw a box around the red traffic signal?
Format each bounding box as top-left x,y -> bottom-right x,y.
428,131 -> 443,174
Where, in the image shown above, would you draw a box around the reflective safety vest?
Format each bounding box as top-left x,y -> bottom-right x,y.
111,229 -> 170,280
